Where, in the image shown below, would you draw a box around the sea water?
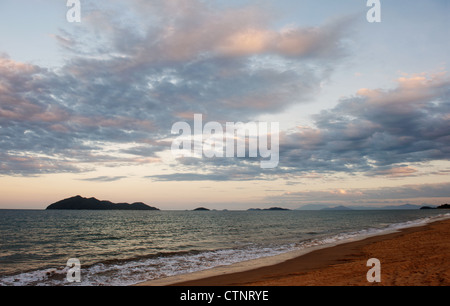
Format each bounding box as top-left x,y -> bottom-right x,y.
0,209 -> 448,286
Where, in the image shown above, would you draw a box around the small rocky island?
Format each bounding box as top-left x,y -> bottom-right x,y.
193,207 -> 210,211
46,195 -> 160,211
247,207 -> 290,211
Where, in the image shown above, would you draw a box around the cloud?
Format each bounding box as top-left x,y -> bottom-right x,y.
147,173 -> 231,182
113,0 -> 350,62
278,72 -> 450,175
150,71 -> 450,181
266,182 -> 450,207
368,166 -> 418,178
0,1 -> 353,175
78,176 -> 127,182
0,152 -> 81,176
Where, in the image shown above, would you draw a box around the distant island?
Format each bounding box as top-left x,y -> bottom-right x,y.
193,207 -> 210,211
421,204 -> 450,210
248,207 -> 290,211
46,196 -> 160,211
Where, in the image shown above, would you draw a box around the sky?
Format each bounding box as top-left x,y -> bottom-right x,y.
0,0 -> 449,210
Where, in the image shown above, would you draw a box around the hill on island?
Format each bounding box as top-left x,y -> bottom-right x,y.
46,196 -> 159,211
193,207 -> 210,211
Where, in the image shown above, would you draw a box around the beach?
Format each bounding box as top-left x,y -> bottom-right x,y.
138,218 -> 450,286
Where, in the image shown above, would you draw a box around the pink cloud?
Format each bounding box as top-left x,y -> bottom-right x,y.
0,57 -> 38,75
95,0 -> 350,64
356,72 -> 449,114
371,166 -> 418,178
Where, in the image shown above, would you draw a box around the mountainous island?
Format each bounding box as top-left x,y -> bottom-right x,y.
46,196 -> 160,211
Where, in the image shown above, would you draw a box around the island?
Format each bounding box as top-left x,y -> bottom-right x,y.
247,207 -> 290,211
419,204 -> 450,210
46,195 -> 160,211
193,207 -> 210,211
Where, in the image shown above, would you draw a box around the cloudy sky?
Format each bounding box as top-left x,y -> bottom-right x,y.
0,0 -> 449,209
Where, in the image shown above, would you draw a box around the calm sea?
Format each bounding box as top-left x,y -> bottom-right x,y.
0,209 -> 448,286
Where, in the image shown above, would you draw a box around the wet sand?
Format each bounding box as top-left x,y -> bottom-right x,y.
138,218 -> 450,286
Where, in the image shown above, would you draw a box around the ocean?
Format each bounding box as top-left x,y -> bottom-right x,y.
0,209 -> 449,286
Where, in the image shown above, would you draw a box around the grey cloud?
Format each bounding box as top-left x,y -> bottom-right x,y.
159,74 -> 450,181
1,1 -> 353,175
147,173 -> 231,182
0,152 -> 81,176
3,1 -> 447,182
120,145 -> 163,157
78,176 -> 127,182
278,76 -> 450,175
147,167 -> 271,182
148,155 -> 281,182
281,182 -> 450,201
119,0 -> 351,63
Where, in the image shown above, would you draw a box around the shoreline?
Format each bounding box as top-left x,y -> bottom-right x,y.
137,217 -> 450,286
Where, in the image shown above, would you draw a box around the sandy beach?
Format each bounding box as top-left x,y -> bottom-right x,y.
138,218 -> 450,286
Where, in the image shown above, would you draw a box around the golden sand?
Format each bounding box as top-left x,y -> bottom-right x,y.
142,219 -> 450,286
